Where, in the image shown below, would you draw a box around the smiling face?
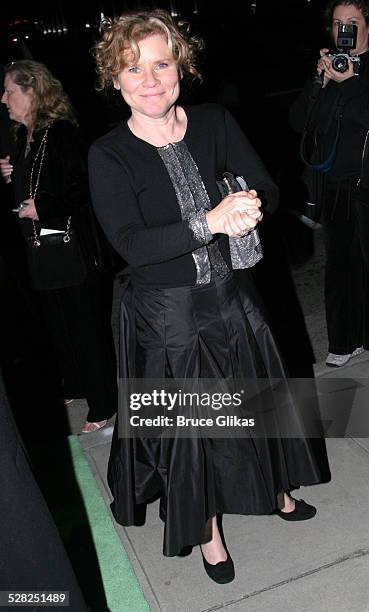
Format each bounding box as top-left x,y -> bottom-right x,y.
1,73 -> 33,126
113,33 -> 180,120
331,3 -> 369,54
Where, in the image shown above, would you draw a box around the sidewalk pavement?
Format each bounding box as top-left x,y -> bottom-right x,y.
68,348 -> 369,612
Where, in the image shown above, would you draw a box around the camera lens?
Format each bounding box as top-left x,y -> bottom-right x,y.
332,54 -> 349,73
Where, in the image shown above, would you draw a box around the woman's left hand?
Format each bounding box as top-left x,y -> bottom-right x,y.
228,190 -> 263,235
18,198 -> 39,220
242,190 -> 263,220
229,209 -> 263,237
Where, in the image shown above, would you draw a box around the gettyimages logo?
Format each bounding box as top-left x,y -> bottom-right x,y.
128,388 -> 244,411
127,387 -> 255,431
117,377 -> 369,439
119,378 -> 279,439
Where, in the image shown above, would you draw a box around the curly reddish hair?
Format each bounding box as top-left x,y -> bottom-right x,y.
92,8 -> 204,91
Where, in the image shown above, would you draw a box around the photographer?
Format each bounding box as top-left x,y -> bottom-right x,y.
290,1 -> 369,367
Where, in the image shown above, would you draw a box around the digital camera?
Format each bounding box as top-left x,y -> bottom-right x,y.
328,23 -> 360,74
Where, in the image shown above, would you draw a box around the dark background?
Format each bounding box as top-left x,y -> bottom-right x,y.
0,0 -> 334,379
1,0 -> 332,150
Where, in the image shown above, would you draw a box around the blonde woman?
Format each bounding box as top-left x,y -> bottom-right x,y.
1,60 -> 117,433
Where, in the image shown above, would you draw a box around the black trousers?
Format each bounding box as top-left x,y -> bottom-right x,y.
322,177 -> 369,354
38,272 -> 117,422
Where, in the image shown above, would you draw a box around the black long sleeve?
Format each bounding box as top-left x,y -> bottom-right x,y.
88,145 -> 208,267
34,121 -> 90,223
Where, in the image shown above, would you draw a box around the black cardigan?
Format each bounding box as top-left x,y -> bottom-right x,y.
89,103 -> 278,288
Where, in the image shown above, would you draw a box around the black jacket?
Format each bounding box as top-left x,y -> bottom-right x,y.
10,120 -> 112,282
290,50 -> 369,179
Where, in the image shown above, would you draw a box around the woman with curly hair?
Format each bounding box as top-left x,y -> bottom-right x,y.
0,60 -> 117,433
89,9 -> 330,582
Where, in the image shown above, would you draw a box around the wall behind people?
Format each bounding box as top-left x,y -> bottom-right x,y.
3,0 -> 329,146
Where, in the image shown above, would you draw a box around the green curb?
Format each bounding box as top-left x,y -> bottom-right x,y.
68,435 -> 151,612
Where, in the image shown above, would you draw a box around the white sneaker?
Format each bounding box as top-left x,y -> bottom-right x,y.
326,346 -> 364,367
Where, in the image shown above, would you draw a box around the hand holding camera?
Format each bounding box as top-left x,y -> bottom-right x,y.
317,23 -> 360,87
317,50 -> 356,87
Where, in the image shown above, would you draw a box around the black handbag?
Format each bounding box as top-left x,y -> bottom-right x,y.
27,225 -> 87,291
25,124 -> 87,290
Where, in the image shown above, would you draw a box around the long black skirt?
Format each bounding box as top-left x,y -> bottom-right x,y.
108,272 -> 330,557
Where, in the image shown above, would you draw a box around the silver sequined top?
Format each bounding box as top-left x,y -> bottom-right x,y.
158,140 -> 262,283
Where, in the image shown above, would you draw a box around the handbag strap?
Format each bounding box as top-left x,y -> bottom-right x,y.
29,124 -> 72,248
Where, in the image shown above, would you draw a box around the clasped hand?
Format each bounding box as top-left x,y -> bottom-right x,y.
317,48 -> 355,87
206,190 -> 263,237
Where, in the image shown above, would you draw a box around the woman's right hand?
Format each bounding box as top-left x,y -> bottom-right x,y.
0,156 -> 13,184
206,190 -> 262,237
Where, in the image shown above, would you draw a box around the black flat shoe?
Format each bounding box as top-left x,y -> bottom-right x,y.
201,551 -> 235,584
276,498 -> 317,521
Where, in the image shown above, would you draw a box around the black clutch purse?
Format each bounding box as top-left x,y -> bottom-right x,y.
216,172 -> 263,269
